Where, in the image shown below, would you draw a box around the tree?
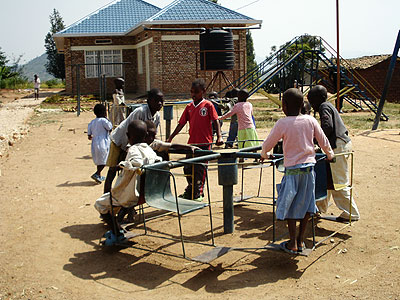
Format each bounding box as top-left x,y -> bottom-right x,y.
246,31 -> 257,72
264,34 -> 325,93
45,9 -> 65,80
0,47 -> 18,82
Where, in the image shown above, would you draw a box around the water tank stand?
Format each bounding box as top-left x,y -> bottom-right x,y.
206,71 -> 233,95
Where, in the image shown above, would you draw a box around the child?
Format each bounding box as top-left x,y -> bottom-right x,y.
95,120 -> 162,240
88,104 -> 113,183
33,74 -> 40,100
307,85 -> 360,221
224,88 -> 239,148
219,89 -> 259,149
111,78 -> 126,126
261,88 -> 334,254
301,100 -> 312,115
208,91 -> 223,136
104,88 -> 164,193
117,120 -> 199,223
167,79 -> 223,200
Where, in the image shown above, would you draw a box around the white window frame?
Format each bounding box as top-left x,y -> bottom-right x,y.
84,50 -> 123,78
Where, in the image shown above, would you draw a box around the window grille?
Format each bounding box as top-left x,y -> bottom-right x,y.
84,50 -> 123,78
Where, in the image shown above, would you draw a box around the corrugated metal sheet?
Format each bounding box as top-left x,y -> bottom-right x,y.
147,0 -> 253,21
58,0 -> 160,34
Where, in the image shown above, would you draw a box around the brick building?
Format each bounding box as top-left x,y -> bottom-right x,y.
347,55 -> 400,103
54,0 -> 262,96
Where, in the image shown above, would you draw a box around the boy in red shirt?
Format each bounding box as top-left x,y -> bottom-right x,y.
168,79 -> 223,200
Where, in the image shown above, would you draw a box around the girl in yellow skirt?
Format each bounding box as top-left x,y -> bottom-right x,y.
219,89 -> 259,149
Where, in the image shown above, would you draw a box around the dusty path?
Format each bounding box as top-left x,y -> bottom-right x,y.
0,107 -> 399,299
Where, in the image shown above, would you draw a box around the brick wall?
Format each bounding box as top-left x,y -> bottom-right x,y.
355,59 -> 400,103
63,25 -> 248,97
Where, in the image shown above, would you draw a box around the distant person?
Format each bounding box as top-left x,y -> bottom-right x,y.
224,88 -> 239,148
219,89 -> 259,149
104,88 -> 164,193
87,104 -> 113,184
308,85 -> 360,222
33,74 -> 40,100
111,78 -> 126,126
167,78 -> 223,201
208,91 -> 223,137
261,88 -> 334,254
301,100 -> 312,115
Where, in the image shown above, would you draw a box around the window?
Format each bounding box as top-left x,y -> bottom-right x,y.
85,50 -> 122,78
95,39 -> 112,45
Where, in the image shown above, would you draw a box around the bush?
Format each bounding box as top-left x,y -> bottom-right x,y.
42,79 -> 65,88
0,76 -> 30,89
45,79 -> 58,88
43,94 -> 62,103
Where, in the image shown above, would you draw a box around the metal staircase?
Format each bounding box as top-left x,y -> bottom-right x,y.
220,35 -> 388,120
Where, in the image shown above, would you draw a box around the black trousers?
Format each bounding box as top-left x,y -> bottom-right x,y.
183,145 -> 210,199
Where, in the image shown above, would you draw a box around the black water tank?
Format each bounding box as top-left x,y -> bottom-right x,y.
200,29 -> 235,70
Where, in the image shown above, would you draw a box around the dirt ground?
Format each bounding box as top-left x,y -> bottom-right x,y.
0,96 -> 399,299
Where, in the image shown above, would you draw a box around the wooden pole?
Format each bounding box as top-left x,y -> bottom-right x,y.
336,0 -> 341,111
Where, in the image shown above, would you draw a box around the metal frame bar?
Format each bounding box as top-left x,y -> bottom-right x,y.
136,165 -> 215,260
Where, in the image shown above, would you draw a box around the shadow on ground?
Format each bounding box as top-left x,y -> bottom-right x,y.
61,222 -> 305,293
57,180 -> 99,187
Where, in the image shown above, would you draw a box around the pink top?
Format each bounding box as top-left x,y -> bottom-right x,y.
261,115 -> 334,167
219,102 -> 254,130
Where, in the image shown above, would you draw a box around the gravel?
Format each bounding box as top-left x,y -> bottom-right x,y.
0,98 -> 43,157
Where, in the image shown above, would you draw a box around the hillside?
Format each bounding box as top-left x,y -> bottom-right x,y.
21,53 -> 54,81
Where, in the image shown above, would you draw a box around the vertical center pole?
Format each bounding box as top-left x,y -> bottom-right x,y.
163,104 -> 173,140
223,185 -> 234,234
218,156 -> 238,234
336,0 -> 341,111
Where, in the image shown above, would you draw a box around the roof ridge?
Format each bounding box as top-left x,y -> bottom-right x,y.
58,0 -> 118,34
145,0 -> 180,21
194,0 -> 252,19
146,0 -> 252,22
58,0 -> 160,35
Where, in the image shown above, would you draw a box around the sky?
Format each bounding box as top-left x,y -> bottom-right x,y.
0,0 -> 399,64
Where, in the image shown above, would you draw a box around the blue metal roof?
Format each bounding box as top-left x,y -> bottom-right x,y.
57,0 -> 256,36
147,0 -> 253,22
58,0 -> 160,35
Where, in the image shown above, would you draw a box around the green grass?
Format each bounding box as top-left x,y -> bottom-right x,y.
28,111 -> 60,127
340,102 -> 400,132
251,98 -> 400,131
42,94 -> 98,104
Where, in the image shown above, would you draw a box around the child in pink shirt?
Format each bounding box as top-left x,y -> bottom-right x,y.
261,88 -> 334,254
219,89 -> 259,149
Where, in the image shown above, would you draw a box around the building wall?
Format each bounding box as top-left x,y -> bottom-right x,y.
64,36 -> 137,95
63,25 -> 248,97
153,26 -> 247,96
355,59 -> 400,103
